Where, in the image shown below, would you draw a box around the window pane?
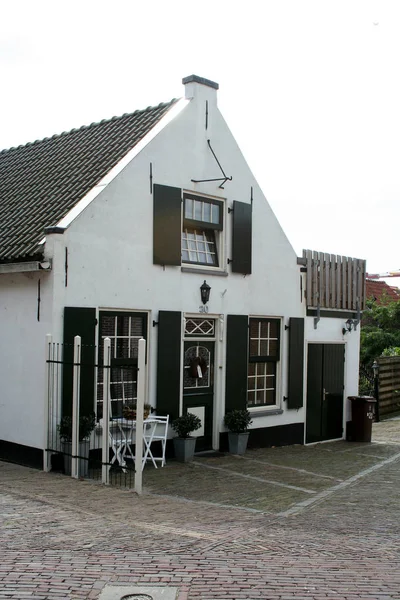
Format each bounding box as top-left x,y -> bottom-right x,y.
249,318 -> 280,358
211,204 -> 220,224
250,340 -> 258,356
250,320 -> 259,338
194,201 -> 202,221
256,376 -> 265,389
182,228 -> 218,266
185,199 -> 193,219
256,390 -> 265,404
265,390 -> 275,405
203,202 -> 211,222
269,321 -> 279,338
260,320 -> 269,338
267,362 -> 275,375
269,340 -> 278,356
247,361 -> 276,407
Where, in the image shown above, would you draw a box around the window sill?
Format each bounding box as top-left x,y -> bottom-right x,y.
249,408 -> 284,417
181,266 -> 228,277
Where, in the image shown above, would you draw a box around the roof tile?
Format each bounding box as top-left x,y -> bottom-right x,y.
0,99 -> 177,261
366,279 -> 400,304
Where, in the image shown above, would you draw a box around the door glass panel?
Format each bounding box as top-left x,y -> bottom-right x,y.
184,345 -> 210,388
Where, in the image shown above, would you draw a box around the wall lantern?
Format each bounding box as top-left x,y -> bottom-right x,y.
342,318 -> 354,335
200,280 -> 211,305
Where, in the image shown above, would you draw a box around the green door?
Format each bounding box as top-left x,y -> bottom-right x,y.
306,344 -> 345,443
183,340 -> 214,451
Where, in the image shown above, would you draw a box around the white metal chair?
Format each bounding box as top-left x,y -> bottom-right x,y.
141,415 -> 169,469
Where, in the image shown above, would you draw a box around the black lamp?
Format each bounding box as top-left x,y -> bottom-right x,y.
200,280 -> 211,305
342,319 -> 354,335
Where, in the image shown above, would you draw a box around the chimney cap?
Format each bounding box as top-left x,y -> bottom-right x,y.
182,74 -> 219,90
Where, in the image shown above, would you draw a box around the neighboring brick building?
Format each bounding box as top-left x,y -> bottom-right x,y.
366,279 -> 400,304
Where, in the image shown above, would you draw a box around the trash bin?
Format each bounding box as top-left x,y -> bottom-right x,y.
348,396 -> 377,442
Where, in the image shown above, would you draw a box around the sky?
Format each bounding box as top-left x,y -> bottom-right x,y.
1,0 -> 399,278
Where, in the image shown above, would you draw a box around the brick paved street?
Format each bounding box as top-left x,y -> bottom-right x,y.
1,419 -> 400,599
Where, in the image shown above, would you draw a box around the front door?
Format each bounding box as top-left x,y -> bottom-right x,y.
183,340 -> 214,451
306,344 -> 345,443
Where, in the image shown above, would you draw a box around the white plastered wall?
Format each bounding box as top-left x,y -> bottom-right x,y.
0,270 -> 53,448
48,82 -> 306,445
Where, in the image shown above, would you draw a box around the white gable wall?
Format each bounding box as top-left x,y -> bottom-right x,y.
0,271 -> 53,448
47,83 -> 305,437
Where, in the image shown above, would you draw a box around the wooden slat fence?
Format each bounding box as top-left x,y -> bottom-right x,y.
302,249 -> 366,310
377,356 -> 400,417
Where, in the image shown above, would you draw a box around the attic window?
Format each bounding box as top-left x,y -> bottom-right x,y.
182,194 -> 223,267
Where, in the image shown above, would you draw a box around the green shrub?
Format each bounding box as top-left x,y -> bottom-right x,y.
224,409 -> 252,433
172,412 -> 201,438
58,413 -> 96,442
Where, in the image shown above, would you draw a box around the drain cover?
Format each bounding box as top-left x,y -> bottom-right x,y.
99,585 -> 178,600
121,596 -> 154,600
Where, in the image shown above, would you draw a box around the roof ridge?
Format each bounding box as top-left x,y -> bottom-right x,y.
0,99 -> 178,156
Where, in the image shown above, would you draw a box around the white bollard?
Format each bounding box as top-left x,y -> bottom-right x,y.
71,335 -> 81,479
134,338 -> 146,495
102,338 -> 111,485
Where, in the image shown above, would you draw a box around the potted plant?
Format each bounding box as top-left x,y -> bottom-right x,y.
224,409 -> 252,455
58,412 -> 96,477
171,412 -> 201,462
122,402 -> 153,420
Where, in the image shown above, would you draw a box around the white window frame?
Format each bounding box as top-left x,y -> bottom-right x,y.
181,191 -> 226,274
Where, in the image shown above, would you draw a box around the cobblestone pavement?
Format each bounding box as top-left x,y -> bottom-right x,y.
1,420 -> 400,599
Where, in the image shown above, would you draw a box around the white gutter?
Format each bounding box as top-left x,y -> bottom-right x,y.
0,261 -> 52,274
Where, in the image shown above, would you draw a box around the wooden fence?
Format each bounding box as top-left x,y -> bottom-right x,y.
302,250 -> 366,311
377,356 -> 400,417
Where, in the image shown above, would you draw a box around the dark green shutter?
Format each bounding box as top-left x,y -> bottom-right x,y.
153,184 -> 182,265
225,315 -> 249,412
287,317 -> 304,409
231,201 -> 252,274
62,307 -> 96,417
156,311 -> 181,420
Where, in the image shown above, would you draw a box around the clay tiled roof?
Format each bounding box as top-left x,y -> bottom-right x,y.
366,279 -> 400,304
0,99 -> 177,262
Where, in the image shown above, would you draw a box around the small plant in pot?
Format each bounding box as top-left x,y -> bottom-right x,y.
171,412 -> 202,462
57,413 -> 96,477
122,402 -> 153,420
224,409 -> 252,455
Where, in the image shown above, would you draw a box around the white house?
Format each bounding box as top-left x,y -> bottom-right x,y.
0,75 -> 366,469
